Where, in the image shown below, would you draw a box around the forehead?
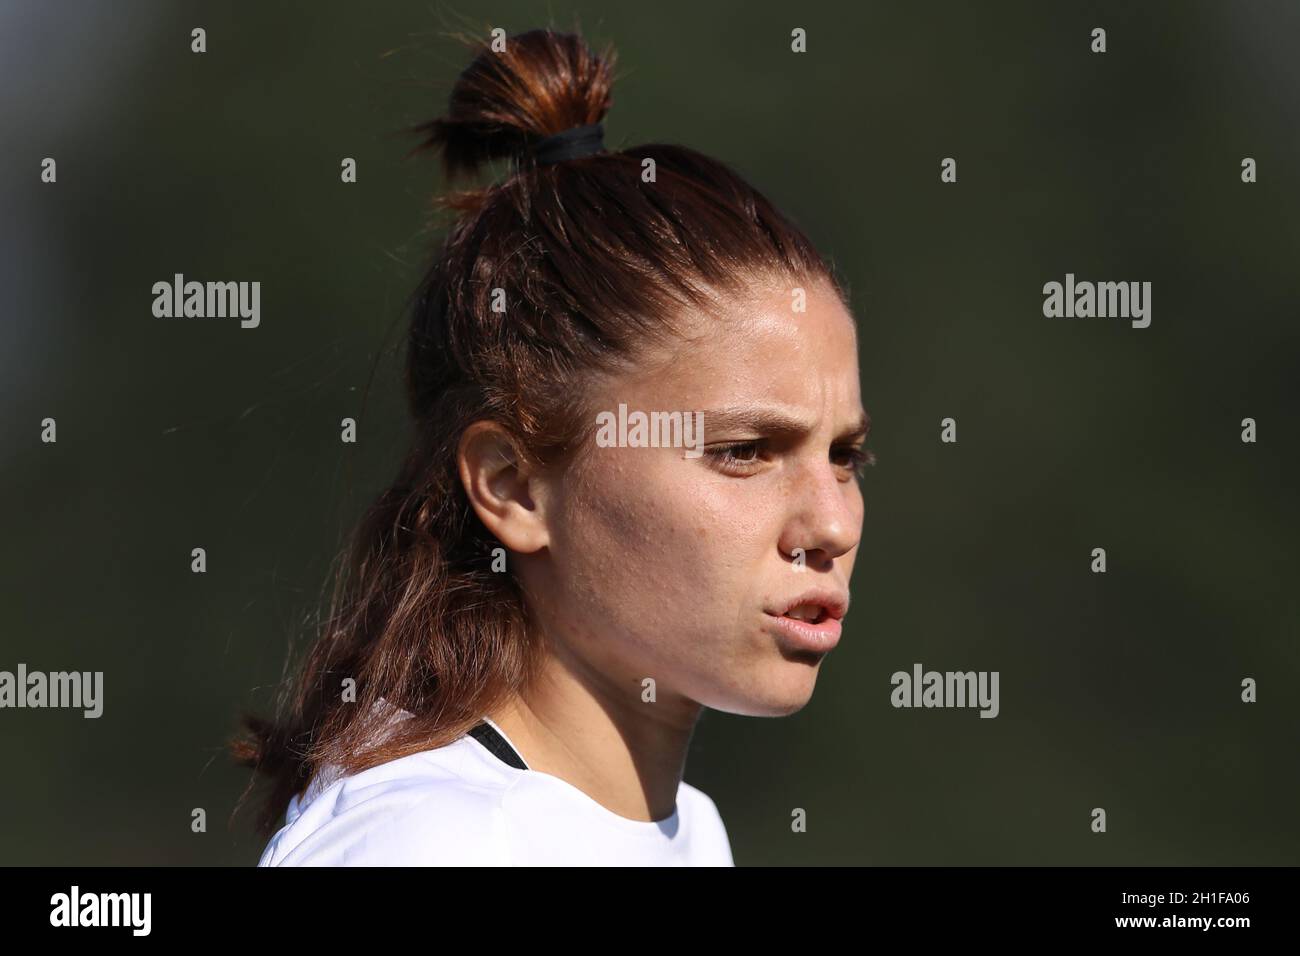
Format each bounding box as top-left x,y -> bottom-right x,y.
624,278 -> 862,414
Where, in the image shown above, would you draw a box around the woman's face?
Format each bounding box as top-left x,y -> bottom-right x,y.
522,275 -> 867,719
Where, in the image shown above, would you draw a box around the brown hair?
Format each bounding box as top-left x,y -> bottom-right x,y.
229,26 -> 849,837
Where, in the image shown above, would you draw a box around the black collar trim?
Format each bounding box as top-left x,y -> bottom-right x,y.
468,720 -> 529,771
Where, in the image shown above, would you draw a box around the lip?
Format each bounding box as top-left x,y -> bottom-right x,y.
763,588 -> 849,655
769,588 -> 849,622
764,611 -> 843,654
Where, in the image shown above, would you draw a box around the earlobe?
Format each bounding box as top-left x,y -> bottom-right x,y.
457,422 -> 550,554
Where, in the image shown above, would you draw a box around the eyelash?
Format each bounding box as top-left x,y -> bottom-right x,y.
704,441 -> 875,479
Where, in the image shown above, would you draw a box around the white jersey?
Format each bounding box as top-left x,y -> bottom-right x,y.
257,717 -> 735,866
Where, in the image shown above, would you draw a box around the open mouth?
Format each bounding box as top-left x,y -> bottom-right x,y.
779,604 -> 831,625
764,593 -> 847,654
765,606 -> 843,653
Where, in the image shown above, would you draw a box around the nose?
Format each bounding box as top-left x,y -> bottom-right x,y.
777,453 -> 862,571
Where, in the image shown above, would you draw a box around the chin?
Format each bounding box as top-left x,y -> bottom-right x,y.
705,659 -> 824,717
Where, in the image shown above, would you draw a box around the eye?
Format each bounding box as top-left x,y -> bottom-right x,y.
832,444 -> 875,479
704,441 -> 877,479
703,440 -> 765,475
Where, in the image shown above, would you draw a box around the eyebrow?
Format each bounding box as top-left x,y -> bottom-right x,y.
698,405 -> 871,442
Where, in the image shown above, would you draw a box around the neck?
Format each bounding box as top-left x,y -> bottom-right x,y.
487,640 -> 703,823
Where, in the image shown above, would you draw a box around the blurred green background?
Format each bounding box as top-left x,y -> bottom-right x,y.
2,0 -> 1297,865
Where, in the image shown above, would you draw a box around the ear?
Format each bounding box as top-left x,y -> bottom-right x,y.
457,421 -> 549,554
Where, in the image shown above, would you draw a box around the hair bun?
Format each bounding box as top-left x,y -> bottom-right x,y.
411,29 -> 616,182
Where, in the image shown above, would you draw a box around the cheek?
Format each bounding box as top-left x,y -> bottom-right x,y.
555,455 -> 764,622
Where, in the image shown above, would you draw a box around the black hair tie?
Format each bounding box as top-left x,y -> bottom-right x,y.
529,123 -> 606,166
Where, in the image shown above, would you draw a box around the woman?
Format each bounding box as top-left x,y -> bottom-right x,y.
232,27 -> 873,866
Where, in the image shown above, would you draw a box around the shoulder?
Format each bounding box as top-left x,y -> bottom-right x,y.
680,779 -> 725,823
258,737 -> 516,867
679,780 -> 735,866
